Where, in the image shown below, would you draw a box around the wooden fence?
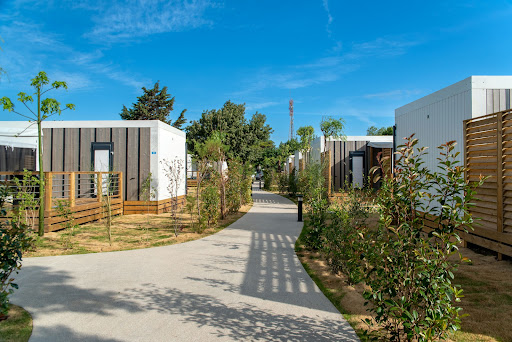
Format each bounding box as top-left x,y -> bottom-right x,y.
0,171 -> 123,232
464,110 -> 512,258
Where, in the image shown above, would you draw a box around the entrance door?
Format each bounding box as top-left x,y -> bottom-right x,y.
349,151 -> 365,189
91,143 -> 114,196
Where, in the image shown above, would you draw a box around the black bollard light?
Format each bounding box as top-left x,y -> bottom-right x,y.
259,180 -> 262,190
297,194 -> 303,222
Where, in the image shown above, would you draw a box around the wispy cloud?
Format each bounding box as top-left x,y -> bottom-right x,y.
245,101 -> 280,111
363,89 -> 423,99
346,37 -> 421,59
322,0 -> 333,36
233,35 -> 420,96
86,0 -> 219,42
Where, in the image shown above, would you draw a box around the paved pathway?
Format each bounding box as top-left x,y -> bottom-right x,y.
13,187 -> 359,341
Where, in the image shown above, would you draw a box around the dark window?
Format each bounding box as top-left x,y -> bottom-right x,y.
0,146 -> 36,172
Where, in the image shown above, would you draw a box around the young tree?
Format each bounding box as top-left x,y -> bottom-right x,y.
296,126 -> 315,165
367,125 -> 393,136
162,158 -> 185,237
0,71 -> 75,236
320,116 -> 345,147
120,81 -> 187,128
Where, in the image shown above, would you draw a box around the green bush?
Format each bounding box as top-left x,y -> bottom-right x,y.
297,163 -> 326,206
323,186 -> 374,285
201,176 -> 220,228
278,172 -> 288,194
226,160 -> 251,213
0,184 -> 33,317
288,168 -> 298,195
262,169 -> 276,190
362,136 -> 482,341
302,196 -> 329,251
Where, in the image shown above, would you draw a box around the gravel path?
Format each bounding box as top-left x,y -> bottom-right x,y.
12,186 -> 359,341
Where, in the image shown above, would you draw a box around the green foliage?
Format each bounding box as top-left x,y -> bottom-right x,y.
323,186 -> 374,285
278,172 -> 288,194
54,199 -> 78,250
0,184 -> 33,317
187,101 -> 273,165
367,125 -> 393,136
297,163 -> 326,206
11,170 -> 40,230
296,125 -> 315,153
302,196 -> 329,251
320,116 -> 345,144
363,136 -> 483,341
226,160 -> 252,213
120,81 -> 186,128
140,172 -> 157,216
172,109 -> 187,129
201,175 -> 220,228
262,169 -> 276,191
1,71 -> 75,236
288,168 -> 298,195
185,195 -> 198,233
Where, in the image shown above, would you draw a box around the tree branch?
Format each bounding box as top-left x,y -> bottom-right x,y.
20,100 -> 36,116
40,86 -> 57,95
12,110 -> 34,121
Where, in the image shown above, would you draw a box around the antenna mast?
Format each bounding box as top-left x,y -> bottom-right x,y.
289,99 -> 294,141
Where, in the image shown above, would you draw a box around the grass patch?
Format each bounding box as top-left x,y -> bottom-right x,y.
26,199 -> 253,257
0,305 -> 32,342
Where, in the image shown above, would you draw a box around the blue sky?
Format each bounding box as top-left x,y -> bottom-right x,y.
1,0 -> 511,143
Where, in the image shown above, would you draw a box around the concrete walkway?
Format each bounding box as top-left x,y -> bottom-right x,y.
12,187 -> 359,341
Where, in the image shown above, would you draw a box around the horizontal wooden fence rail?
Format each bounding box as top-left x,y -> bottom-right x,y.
464,109 -> 512,258
0,171 -> 123,232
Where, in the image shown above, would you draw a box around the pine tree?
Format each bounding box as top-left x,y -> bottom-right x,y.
120,81 -> 186,128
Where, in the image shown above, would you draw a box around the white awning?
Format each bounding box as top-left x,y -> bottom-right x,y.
368,141 -> 393,149
0,125 -> 40,149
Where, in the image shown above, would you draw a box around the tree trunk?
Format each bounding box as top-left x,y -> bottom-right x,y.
37,90 -> 45,236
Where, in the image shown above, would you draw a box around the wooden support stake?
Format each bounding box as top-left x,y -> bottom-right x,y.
44,173 -> 53,211
97,172 -> 103,203
69,172 -> 75,207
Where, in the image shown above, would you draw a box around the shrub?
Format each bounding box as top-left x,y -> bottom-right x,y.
323,186 -> 374,285
363,136 -> 482,341
302,196 -> 329,251
0,184 -> 33,317
297,162 -> 326,206
288,168 -> 298,195
262,169 -> 276,190
201,175 -> 220,228
278,172 -> 288,194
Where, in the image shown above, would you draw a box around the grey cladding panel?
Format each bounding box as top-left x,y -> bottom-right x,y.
51,128 -> 64,171
96,128 -> 110,142
111,128 -> 127,200
79,128 -> 95,172
64,128 -> 79,171
139,127 -> 151,201
126,127 -> 139,201
42,128 -> 52,171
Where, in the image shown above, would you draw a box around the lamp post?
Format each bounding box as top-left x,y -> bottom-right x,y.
297,194 -> 303,222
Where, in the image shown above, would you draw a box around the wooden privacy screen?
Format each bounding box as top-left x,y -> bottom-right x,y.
464,110 -> 512,257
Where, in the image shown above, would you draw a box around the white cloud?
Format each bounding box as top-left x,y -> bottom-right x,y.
363,89 -> 423,99
245,101 -> 280,111
86,0 -> 218,42
322,0 -> 333,35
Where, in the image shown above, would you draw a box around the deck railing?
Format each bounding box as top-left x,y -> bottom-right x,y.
0,171 -> 123,232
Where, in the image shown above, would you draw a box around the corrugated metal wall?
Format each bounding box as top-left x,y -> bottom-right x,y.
396,88 -> 512,173
42,127 -> 151,201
